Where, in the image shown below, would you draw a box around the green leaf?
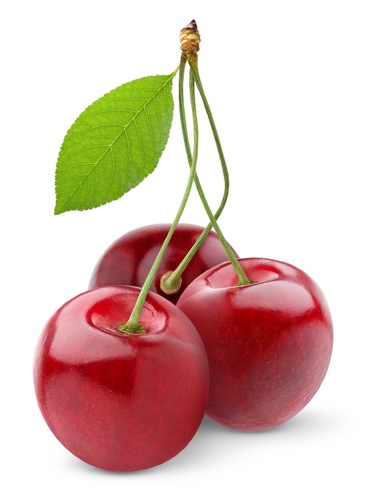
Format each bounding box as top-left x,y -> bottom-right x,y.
54,73 -> 176,214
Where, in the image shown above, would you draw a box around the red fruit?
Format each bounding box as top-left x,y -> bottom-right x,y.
177,258 -> 333,431
89,223 -> 238,304
34,286 -> 209,471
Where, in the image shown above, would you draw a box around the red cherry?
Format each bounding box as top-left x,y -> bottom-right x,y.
89,223 -> 238,304
34,286 -> 209,471
177,258 -> 333,431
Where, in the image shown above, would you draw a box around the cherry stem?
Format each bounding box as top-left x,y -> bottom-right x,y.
162,56 -> 230,291
119,65 -> 200,334
187,55 -> 252,286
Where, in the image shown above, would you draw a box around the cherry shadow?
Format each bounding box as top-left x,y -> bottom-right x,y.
61,409 -> 341,476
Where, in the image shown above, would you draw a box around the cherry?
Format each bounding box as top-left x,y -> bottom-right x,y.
177,258 -> 333,431
36,20 -> 335,473
33,285 -> 209,471
89,223 -> 238,304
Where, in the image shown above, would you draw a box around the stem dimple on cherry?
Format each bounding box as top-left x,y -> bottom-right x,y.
160,271 -> 182,295
117,322 -> 147,335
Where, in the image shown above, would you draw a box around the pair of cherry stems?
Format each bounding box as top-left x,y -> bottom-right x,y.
122,54 -> 252,333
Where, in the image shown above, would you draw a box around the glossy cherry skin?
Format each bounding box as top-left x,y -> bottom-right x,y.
89,223 -> 238,304
177,258 -> 333,431
34,286 -> 209,471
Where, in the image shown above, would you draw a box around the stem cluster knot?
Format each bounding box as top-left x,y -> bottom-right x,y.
180,20 -> 201,54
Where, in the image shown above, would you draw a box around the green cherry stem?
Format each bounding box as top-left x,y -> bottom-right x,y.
119,64 -> 199,334
161,55 -> 230,292
188,56 -> 252,286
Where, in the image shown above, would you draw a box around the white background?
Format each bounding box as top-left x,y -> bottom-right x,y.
2,1 -> 374,498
